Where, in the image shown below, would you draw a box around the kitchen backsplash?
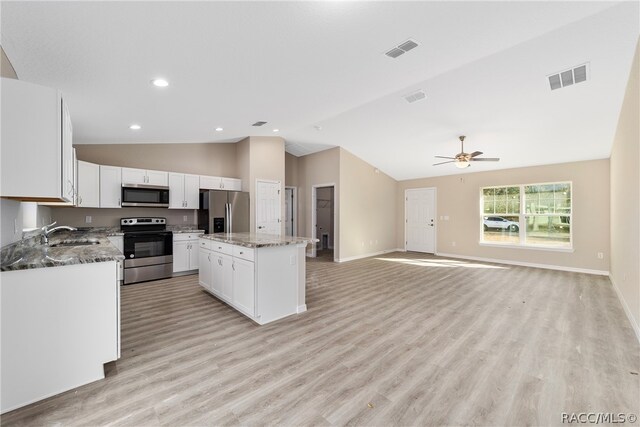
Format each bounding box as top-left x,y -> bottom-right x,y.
50,207 -> 198,228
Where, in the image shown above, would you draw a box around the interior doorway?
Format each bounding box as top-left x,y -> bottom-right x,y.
405,187 -> 437,253
256,179 -> 282,235
284,186 -> 297,237
311,184 -> 336,261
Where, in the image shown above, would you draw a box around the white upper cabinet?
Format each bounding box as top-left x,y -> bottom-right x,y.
77,161 -> 100,208
200,175 -> 241,191
146,169 -> 168,186
121,168 -> 168,187
121,168 -> 147,185
168,173 -> 185,209
1,78 -> 74,201
184,174 -> 200,208
169,173 -> 200,209
100,165 -> 122,208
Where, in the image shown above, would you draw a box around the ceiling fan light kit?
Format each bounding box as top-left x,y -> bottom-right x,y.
433,135 -> 500,169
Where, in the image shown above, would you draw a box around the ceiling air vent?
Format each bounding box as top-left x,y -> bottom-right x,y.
403,89 -> 426,104
385,38 -> 420,59
548,63 -> 589,91
252,121 -> 267,126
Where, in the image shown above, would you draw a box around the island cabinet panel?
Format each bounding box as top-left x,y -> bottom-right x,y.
1,261 -> 119,413
198,236 -> 309,325
232,257 -> 255,317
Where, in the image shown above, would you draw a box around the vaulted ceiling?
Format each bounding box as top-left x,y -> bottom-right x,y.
2,1 -> 638,180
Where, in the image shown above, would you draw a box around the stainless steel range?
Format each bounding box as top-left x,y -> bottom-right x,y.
121,217 -> 173,285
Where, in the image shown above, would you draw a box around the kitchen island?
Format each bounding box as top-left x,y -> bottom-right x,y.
0,230 -> 123,413
199,233 -> 317,325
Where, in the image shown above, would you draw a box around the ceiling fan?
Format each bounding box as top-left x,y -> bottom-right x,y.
433,136 -> 500,169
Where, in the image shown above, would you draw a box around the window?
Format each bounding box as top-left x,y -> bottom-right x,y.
481,182 -> 572,249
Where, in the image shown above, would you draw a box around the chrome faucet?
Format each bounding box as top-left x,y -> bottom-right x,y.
41,221 -> 77,245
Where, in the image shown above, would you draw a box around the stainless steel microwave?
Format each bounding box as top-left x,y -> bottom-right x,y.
121,184 -> 170,207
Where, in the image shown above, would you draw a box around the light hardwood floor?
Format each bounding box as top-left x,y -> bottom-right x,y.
3,252 -> 639,426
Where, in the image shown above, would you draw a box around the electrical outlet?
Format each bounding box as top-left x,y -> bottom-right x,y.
85,216 -> 92,224
452,241 -> 456,247
290,255 -> 296,265
597,252 -> 604,259
444,215 -> 450,221
14,219 -> 18,234
183,215 -> 188,222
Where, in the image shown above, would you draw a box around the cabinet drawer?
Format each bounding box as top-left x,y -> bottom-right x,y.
233,246 -> 254,262
211,242 -> 232,255
199,239 -> 212,250
174,233 -> 203,242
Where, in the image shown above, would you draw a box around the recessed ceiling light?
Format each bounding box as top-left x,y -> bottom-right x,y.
314,125 -> 323,131
215,127 -> 223,132
151,78 -> 169,88
273,129 -> 279,133
129,124 -> 141,130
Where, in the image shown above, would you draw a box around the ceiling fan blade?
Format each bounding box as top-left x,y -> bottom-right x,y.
434,156 -> 456,159
470,157 -> 500,162
470,151 -> 483,157
433,160 -> 455,166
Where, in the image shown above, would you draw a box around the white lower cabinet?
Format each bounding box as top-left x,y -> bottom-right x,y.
199,238 -> 303,325
1,261 -> 119,413
173,233 -> 202,273
211,253 -> 232,298
199,250 -> 213,290
231,257 -> 255,317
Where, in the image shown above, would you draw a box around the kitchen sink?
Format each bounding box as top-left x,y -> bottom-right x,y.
50,240 -> 100,247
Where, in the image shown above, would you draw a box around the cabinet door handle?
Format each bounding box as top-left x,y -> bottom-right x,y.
118,198 -> 121,207
232,262 -> 235,271
208,253 -> 211,262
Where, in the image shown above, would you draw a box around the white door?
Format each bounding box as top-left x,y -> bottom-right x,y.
256,180 -> 281,235
405,188 -> 436,253
99,165 -> 122,208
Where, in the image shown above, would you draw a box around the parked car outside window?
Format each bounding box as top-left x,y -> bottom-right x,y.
483,216 -> 519,232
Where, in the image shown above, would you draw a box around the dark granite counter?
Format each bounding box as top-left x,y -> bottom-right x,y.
200,232 -> 317,248
1,229 -> 125,272
167,225 -> 205,234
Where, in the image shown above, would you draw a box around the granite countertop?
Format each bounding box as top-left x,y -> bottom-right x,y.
1,229 -> 125,272
200,232 -> 318,248
167,225 -> 205,234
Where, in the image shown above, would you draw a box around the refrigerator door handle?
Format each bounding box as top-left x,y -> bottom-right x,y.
227,203 -> 232,233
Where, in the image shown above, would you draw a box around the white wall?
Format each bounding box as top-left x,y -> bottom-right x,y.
1,199 -> 23,247
610,39 -> 639,338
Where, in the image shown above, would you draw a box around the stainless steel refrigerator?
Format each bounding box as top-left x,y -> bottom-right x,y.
198,190 -> 249,234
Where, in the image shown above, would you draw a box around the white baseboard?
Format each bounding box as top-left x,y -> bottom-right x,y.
337,249 -> 398,263
435,252 -> 610,276
610,276 -> 640,343
297,304 -> 307,313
